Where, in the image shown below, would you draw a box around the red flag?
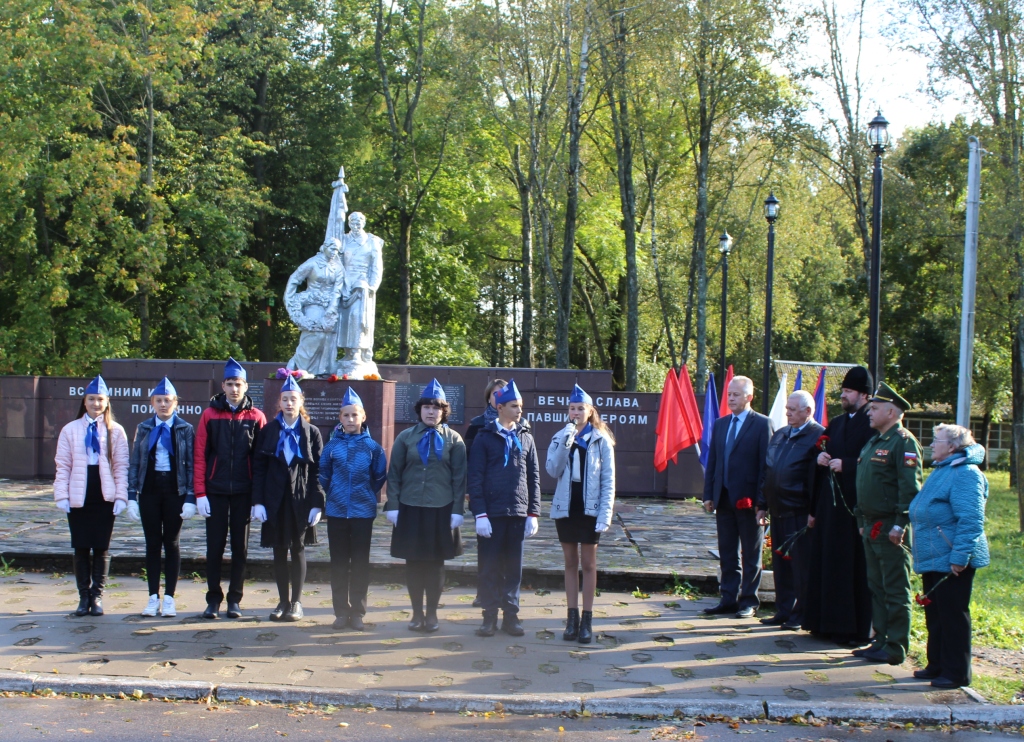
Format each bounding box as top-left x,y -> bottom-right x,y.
719,364 -> 734,417
654,369 -> 686,472
677,365 -> 703,455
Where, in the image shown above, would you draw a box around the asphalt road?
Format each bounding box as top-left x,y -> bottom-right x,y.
0,696 -> 1019,741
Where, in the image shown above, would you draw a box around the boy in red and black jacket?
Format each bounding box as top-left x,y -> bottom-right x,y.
195,358 -> 266,619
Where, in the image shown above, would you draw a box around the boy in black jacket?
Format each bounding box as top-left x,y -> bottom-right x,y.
468,379 -> 541,637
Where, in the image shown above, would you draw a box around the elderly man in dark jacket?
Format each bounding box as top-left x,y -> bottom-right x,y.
758,389 -> 825,630
468,379 -> 541,638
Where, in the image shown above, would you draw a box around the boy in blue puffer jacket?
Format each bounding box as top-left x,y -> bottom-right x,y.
319,388 -> 387,631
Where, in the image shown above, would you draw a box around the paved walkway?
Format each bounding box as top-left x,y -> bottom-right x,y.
0,480 -> 722,590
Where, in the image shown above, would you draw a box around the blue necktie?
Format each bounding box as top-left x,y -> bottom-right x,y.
574,423 -> 593,451
417,426 -> 445,465
85,420 -> 100,457
147,419 -> 173,457
275,414 -> 303,465
499,425 -> 522,467
724,416 -> 739,490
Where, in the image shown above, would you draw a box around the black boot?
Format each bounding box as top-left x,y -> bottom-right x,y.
74,552 -> 91,617
476,611 -> 498,637
577,610 -> 593,644
563,608 -> 580,641
89,552 -> 110,616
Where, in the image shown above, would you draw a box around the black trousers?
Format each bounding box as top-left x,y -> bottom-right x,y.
714,493 -> 763,610
140,471 -> 183,596
273,538 -> 306,605
205,491 -> 252,605
406,560 -> 445,616
923,567 -> 976,686
769,508 -> 809,622
327,517 -> 375,617
477,515 -> 526,616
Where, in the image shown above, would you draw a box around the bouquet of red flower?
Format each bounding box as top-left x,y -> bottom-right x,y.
815,434 -> 830,451
869,521 -> 883,540
914,559 -> 969,607
772,525 -> 808,561
735,497 -> 753,510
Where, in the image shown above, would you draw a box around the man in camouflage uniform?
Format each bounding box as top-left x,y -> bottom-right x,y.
853,382 -> 923,665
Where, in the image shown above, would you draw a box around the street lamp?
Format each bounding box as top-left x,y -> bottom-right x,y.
867,110 -> 889,384
762,192 -> 780,414
718,230 -> 733,383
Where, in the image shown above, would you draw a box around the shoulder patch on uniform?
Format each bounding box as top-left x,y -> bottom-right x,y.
904,451 -> 919,467
896,428 -> 909,438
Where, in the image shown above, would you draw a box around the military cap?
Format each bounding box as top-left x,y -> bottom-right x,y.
870,381 -> 911,412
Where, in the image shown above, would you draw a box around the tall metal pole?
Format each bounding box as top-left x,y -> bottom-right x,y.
957,137 -> 983,427
868,151 -> 884,385
720,251 -> 729,382
762,222 -> 775,414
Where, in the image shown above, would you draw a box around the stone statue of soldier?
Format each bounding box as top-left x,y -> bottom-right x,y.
336,211 -> 384,379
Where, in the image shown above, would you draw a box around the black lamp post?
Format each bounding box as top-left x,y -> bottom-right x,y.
719,230 -> 732,383
867,111 -> 890,385
762,192 -> 780,414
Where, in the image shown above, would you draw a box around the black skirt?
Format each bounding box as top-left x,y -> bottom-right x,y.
555,479 -> 600,545
390,501 -> 464,561
68,465 -> 115,550
261,487 -> 317,548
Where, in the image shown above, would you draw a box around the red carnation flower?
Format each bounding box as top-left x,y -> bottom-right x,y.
327,374 -> 339,383
735,498 -> 753,510
781,554 -> 793,561
773,548 -> 783,556
870,521 -> 883,540
816,435 -> 830,451
915,593 -> 932,607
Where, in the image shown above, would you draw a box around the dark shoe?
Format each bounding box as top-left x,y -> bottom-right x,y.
283,602 -> 303,622
781,619 -> 802,631
852,645 -> 880,657
203,603 -> 220,620
931,676 -> 960,689
270,601 -> 289,621
408,611 -> 426,632
423,612 -> 440,633
735,607 -> 755,619
563,608 -> 580,641
914,667 -> 941,680
759,614 -> 789,626
226,602 -> 242,619
472,597 -> 482,608
348,614 -> 365,632
332,615 -> 348,630
89,596 -> 104,616
476,613 -> 498,637
89,552 -> 110,616
501,613 -> 525,637
863,648 -> 900,665
577,611 -> 593,644
75,591 -> 91,617
703,602 -> 739,616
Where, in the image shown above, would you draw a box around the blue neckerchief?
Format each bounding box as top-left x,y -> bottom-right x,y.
417,425 -> 445,465
85,418 -> 101,456
497,421 -> 522,467
275,413 -> 303,464
147,416 -> 175,456
574,423 -> 593,451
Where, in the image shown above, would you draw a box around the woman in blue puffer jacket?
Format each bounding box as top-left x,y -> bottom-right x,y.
319,388 -> 387,632
909,424 -> 989,690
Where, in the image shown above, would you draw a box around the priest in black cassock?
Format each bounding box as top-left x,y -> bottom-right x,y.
802,366 -> 874,645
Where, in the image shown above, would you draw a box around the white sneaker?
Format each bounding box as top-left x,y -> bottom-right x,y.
142,594 -> 160,617
161,595 -> 177,617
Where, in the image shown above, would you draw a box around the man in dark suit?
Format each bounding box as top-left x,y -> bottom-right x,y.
758,390 -> 825,630
702,376 -> 771,619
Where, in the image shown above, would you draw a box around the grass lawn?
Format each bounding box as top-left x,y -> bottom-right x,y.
908,471 -> 1024,703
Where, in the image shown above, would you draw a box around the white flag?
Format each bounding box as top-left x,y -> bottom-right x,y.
768,373 -> 788,434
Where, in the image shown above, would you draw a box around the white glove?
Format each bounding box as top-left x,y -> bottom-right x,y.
308,508 -> 322,527
385,509 -> 399,527
450,513 -> 464,530
251,504 -> 268,523
126,500 -> 141,522
181,503 -> 197,520
525,515 -> 539,538
113,500 -> 127,516
475,515 -> 492,538
56,500 -> 71,514
595,522 -> 610,533
197,497 -> 211,518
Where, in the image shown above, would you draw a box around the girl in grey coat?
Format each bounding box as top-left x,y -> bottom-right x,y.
545,385 -> 615,644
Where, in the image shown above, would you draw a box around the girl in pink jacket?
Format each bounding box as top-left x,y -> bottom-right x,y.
53,375 -> 130,617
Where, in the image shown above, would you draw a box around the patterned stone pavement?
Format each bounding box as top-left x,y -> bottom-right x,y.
0,573 -> 970,707
0,480 -> 721,588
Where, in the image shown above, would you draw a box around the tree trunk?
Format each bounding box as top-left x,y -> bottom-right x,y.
513,145 -> 534,367
574,275 -> 610,369
979,408 -> 991,471
399,212 -> 413,364
140,73 -> 155,354
692,74 -> 711,393
252,69 -> 273,362
648,180 -> 677,369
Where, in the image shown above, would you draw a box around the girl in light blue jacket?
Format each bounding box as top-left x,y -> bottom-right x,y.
908,425 -> 989,689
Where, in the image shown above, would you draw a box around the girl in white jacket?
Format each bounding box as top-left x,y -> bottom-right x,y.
545,384 -> 615,644
53,375 -> 130,617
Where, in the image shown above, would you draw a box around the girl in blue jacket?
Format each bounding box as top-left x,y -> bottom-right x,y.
319,388 -> 387,631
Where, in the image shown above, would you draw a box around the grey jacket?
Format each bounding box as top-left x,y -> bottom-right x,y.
128,416 -> 196,502
545,426 -> 615,527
